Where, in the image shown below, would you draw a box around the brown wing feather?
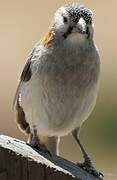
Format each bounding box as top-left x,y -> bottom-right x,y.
13,46 -> 37,134
13,47 -> 36,109
15,95 -> 30,134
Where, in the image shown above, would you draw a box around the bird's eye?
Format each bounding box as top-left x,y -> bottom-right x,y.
63,16 -> 68,23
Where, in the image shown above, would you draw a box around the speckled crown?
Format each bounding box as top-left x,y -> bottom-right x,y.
65,4 -> 93,23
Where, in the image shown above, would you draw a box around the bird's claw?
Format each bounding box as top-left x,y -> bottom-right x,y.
77,162 -> 104,179
36,144 -> 52,156
27,139 -> 52,156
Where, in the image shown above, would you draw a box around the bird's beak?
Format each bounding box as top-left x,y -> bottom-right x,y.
77,17 -> 86,34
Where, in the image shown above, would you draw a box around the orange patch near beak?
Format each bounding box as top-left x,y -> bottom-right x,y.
42,28 -> 53,48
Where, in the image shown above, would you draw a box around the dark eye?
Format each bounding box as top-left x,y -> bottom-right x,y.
63,16 -> 68,23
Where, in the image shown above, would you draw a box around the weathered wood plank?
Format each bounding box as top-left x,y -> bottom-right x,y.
0,135 -> 103,180
0,170 -> 7,180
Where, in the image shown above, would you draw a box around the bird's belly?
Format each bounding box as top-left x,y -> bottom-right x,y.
21,68 -> 98,137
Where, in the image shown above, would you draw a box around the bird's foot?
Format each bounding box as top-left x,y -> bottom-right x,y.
27,137 -> 51,156
77,158 -> 104,179
35,144 -> 52,156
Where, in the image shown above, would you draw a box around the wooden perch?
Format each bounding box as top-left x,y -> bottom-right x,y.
0,135 -> 102,180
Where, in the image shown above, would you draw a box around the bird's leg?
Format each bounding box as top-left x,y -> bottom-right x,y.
28,128 -> 40,147
72,128 -> 103,179
27,126 -> 51,155
39,136 -> 60,155
72,128 -> 92,167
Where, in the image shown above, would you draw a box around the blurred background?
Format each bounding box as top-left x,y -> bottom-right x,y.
0,0 -> 117,179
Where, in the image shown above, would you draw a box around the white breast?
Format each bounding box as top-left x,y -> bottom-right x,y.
21,42 -> 100,137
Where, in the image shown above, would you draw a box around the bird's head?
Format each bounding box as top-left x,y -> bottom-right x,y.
43,4 -> 94,48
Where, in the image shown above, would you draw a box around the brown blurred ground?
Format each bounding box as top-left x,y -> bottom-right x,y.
0,1 -> 117,180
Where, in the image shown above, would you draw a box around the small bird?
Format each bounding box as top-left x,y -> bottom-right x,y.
13,3 -> 102,178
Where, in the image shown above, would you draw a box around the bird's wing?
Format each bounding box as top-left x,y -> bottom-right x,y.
13,43 -> 40,110
13,42 -> 41,134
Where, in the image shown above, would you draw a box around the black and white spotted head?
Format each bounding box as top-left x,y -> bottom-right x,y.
53,4 -> 94,41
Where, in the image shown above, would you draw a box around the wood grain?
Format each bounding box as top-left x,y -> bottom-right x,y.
0,135 -> 102,180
